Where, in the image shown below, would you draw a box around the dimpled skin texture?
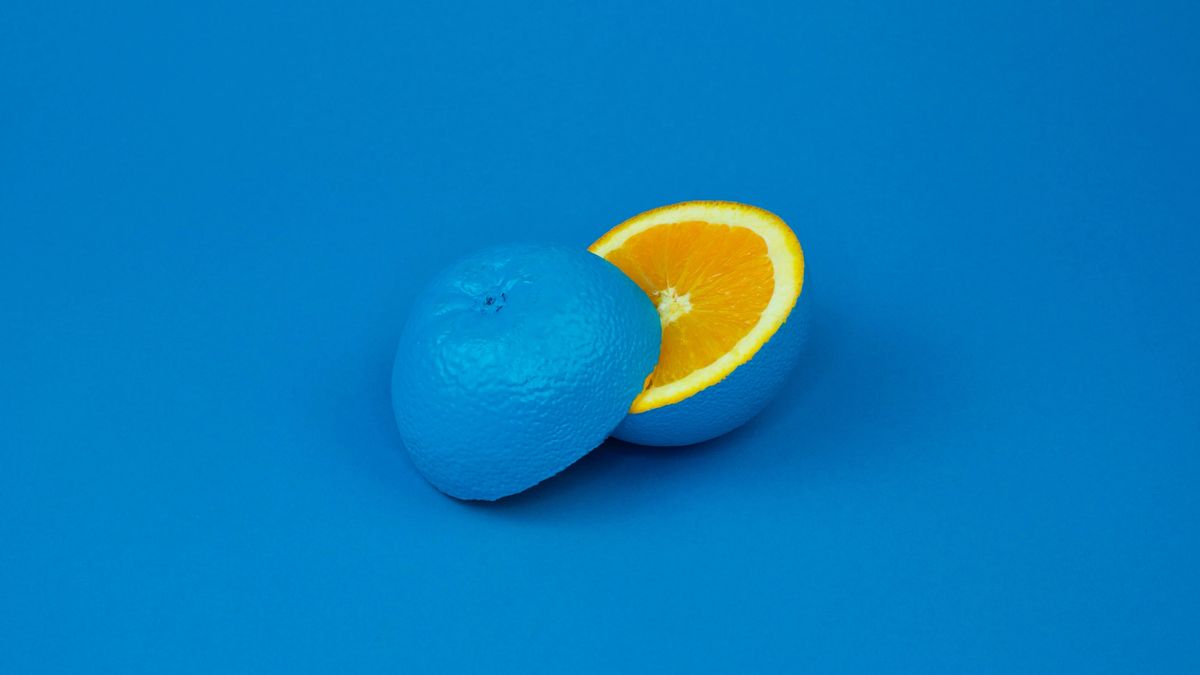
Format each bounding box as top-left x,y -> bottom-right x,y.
612,290 -> 809,447
392,245 -> 661,500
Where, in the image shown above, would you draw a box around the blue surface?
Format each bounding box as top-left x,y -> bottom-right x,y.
3,2 -> 1198,672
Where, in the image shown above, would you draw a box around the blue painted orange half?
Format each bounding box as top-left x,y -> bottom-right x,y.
391,245 -> 661,500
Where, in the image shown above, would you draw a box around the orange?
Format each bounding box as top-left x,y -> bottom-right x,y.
591,201 -> 806,444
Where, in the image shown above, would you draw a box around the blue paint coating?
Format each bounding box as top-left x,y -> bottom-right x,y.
613,289 -> 809,446
392,245 -> 661,500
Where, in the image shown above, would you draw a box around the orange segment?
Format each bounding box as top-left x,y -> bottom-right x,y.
590,201 -> 804,413
603,221 -> 775,389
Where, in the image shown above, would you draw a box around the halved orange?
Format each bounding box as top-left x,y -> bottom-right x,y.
590,201 -> 805,414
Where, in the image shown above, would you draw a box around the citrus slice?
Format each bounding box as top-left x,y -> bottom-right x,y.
590,201 -> 805,416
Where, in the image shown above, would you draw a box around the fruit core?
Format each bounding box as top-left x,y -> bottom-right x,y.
655,287 -> 692,326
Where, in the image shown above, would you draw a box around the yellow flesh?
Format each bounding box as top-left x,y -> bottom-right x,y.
591,202 -> 804,413
603,221 -> 775,389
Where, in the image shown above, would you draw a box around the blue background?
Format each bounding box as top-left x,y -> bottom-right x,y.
3,2 -> 1198,672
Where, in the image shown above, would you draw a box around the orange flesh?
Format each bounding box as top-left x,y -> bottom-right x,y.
602,221 -> 775,389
